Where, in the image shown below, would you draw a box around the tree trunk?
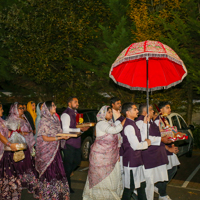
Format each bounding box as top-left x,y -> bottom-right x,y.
186,83 -> 193,125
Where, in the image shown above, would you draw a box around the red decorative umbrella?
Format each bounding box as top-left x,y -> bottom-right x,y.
109,40 -> 187,137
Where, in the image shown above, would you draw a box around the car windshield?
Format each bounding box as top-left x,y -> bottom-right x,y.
171,115 -> 181,129
178,116 -> 188,130
86,112 -> 97,123
83,114 -> 89,122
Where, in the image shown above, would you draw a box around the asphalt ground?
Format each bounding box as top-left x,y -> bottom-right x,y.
21,150 -> 200,200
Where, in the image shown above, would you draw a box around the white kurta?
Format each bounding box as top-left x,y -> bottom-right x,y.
82,121 -> 123,200
136,118 -> 168,200
60,111 -> 80,133
167,154 -> 180,169
112,109 -> 121,122
123,119 -> 148,189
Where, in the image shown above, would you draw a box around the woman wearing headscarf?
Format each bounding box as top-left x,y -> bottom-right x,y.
6,102 -> 39,197
35,102 -> 43,145
35,101 -> 70,200
83,105 -> 126,200
24,101 -> 37,134
0,103 -> 22,199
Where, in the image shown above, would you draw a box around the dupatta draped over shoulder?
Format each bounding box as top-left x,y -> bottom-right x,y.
0,118 -> 9,160
88,106 -> 119,188
6,102 -> 35,154
35,103 -> 62,177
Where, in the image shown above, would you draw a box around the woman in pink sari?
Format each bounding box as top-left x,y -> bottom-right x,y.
35,101 -> 70,200
83,106 -> 125,200
6,102 -> 39,197
0,103 -> 22,199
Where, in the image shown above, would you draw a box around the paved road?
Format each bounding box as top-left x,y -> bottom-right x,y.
21,151 -> 200,200
166,151 -> 200,200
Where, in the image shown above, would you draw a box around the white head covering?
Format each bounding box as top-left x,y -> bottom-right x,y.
96,105 -> 114,125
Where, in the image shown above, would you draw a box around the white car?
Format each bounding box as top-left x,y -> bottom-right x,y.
167,112 -> 194,157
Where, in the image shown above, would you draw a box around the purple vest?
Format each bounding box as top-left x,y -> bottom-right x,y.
121,118 -> 143,168
116,115 -> 125,123
62,107 -> 81,149
116,116 -> 125,157
136,115 -> 168,169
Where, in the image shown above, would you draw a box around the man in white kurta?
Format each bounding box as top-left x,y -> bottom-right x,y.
154,102 -> 180,200
158,102 -> 180,175
120,103 -> 151,200
110,97 -> 122,122
136,103 -> 170,200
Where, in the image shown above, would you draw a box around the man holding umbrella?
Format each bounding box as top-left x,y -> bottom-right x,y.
136,103 -> 172,200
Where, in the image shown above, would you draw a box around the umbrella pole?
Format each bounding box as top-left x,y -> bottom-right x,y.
146,56 -> 149,139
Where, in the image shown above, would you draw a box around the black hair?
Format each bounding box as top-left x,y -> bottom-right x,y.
31,101 -> 35,104
17,103 -> 23,108
139,103 -> 147,115
0,102 -> 2,107
138,103 -> 153,115
122,102 -> 135,116
158,101 -> 170,110
110,97 -> 120,107
45,101 -> 53,111
153,111 -> 158,115
39,102 -> 43,109
107,106 -> 112,111
67,96 -> 78,104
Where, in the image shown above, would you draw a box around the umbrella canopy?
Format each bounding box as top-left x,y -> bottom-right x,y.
109,40 -> 187,91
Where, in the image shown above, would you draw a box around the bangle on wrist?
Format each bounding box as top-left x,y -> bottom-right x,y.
6,142 -> 11,147
55,137 -> 58,141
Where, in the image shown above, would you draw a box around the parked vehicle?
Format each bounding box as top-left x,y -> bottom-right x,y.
167,112 -> 194,157
57,107 -> 98,161
78,109 -> 98,161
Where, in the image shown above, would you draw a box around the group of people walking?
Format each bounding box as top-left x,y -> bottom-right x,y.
83,97 -> 180,200
0,97 -> 89,200
0,96 -> 180,200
